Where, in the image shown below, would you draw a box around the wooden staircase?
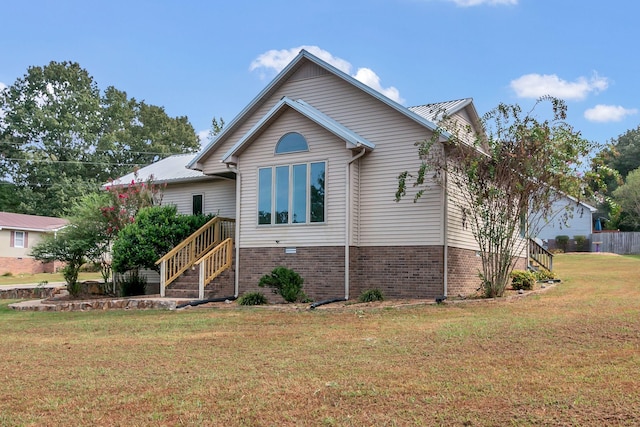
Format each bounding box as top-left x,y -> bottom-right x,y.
155,216 -> 235,299
164,262 -> 235,299
529,238 -> 553,272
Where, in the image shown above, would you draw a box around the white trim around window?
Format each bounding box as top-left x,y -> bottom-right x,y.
258,161 -> 326,226
13,231 -> 25,248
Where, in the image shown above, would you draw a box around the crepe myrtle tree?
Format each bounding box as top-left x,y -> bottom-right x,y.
396,97 -> 595,297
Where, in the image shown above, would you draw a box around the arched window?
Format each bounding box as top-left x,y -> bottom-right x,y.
275,132 -> 308,154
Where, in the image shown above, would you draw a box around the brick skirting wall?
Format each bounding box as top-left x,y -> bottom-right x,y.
350,246 -> 444,299
239,245 -> 453,301
0,257 -> 59,275
238,246 -> 526,301
446,247 -> 483,296
238,246 -> 345,302
446,247 -> 527,297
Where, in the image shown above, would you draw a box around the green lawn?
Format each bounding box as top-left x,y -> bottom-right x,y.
0,254 -> 638,426
0,271 -> 102,286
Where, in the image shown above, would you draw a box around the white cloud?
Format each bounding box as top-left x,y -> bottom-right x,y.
584,105 -> 638,123
510,73 -> 609,101
250,45 -> 351,75
447,0 -> 517,6
250,46 -> 405,104
353,68 -> 404,104
197,129 -> 210,146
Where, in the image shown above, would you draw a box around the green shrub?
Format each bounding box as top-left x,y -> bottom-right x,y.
555,235 -> 569,252
359,288 -> 384,303
574,235 -> 588,252
2,272 -> 13,277
237,292 -> 268,306
510,270 -> 536,291
534,269 -> 557,281
117,270 -> 147,297
62,265 -> 82,297
258,266 -> 305,303
112,206 -> 214,273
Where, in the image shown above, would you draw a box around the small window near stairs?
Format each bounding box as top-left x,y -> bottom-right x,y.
192,194 -> 203,215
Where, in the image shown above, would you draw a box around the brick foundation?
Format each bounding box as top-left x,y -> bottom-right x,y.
238,245 -> 449,301
446,247 -> 527,297
446,247 -> 483,296
350,246 -> 444,299
237,245 -> 526,301
238,246 -> 345,302
0,257 -> 59,275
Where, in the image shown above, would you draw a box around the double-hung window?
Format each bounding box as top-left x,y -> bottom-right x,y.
13,231 -> 25,248
258,162 -> 325,225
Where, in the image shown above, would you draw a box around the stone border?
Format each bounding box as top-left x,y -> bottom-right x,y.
9,297 -> 180,312
7,281 -> 559,313
1,287 -> 58,300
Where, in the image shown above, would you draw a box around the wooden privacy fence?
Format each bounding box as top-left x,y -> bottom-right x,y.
593,232 -> 640,254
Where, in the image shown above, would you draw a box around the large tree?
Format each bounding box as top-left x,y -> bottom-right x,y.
96,87 -> 200,181
0,61 -> 200,217
612,167 -> 640,231
606,126 -> 640,181
0,61 -> 102,216
397,97 -> 594,297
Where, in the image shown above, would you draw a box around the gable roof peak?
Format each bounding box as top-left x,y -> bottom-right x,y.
189,49 -> 445,170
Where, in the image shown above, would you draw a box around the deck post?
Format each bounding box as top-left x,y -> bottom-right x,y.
160,260 -> 166,297
198,262 -> 205,300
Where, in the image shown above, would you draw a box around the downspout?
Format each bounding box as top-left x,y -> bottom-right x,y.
442,154 -> 448,299
227,164 -> 240,298
345,147 -> 367,301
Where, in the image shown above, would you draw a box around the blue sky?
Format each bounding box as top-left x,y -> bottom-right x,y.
1,0 -> 638,150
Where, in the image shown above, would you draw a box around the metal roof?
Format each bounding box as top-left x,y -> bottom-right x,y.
106,153 -> 211,187
222,97 -> 375,163
0,212 -> 68,232
408,98 -> 473,123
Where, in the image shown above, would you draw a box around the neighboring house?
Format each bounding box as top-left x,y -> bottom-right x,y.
106,153 -> 235,218
0,212 -> 68,275
177,49 -> 521,301
530,196 -> 596,251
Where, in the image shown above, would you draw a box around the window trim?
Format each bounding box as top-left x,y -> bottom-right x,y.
257,161 -> 326,226
274,132 -> 309,155
13,231 -> 25,248
192,193 -> 204,215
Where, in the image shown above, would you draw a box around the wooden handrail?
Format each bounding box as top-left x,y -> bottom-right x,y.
529,238 -> 553,272
157,216 -> 235,295
155,216 -> 235,265
194,238 -> 233,299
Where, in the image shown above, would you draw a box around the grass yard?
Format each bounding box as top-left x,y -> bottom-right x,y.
0,271 -> 102,286
0,254 -> 638,426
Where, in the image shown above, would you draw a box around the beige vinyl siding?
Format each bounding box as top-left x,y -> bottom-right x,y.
0,229 -> 46,258
238,109 -> 350,247
350,157 -> 360,245
445,175 -> 480,251
266,72 -> 444,246
198,63 -> 445,246
162,179 -> 236,218
357,123 -> 443,246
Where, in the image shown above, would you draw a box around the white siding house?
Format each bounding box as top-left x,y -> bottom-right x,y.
531,196 -> 596,251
